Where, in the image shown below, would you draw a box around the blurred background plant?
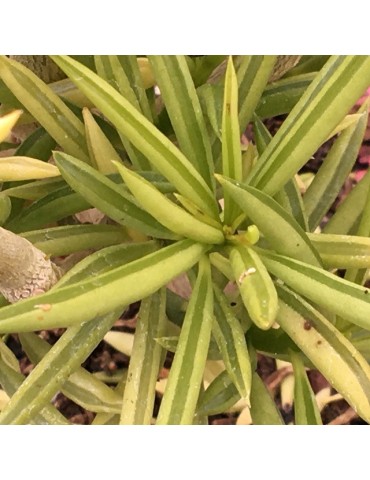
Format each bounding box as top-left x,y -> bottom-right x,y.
0,55 -> 370,425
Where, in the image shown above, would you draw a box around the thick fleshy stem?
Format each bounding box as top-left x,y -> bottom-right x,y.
0,227 -> 62,303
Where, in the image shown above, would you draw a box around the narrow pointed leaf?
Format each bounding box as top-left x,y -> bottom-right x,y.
0,239 -> 209,333
260,249 -> 370,330
222,57 -> 243,226
197,370 -> 240,417
156,256 -> 214,424
149,56 -> 215,189
0,157 -> 60,181
255,73 -> 315,118
117,56 -> 153,121
83,107 -> 123,174
14,126 -> 57,161
307,233 -> 370,269
94,55 -> 150,170
0,344 -> 69,425
217,175 -> 321,266
276,285 -> 370,423
56,240 -> 158,288
250,372 -> 284,425
290,351 -> 322,425
304,107 -> 368,231
120,289 -> 167,424
248,56 -> 370,196
51,55 -> 219,219
213,284 -> 252,401
0,241 -> 162,424
0,56 -> 90,163
237,56 -> 277,131
0,177 -> 65,201
253,114 -> 308,230
0,310 -> 120,424
5,185 -> 89,233
19,332 -> 122,414
20,224 -> 129,256
229,245 -> 278,330
323,168 -> 370,235
115,162 -> 224,244
54,152 -> 177,240
0,109 -> 22,143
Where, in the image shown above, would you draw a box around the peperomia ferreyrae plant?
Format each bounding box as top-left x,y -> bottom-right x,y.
0,55 -> 370,425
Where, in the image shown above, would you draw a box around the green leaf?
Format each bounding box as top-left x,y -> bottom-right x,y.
0,110 -> 23,143
83,107 -> 123,174
304,107 -> 368,231
0,310 -> 120,424
0,195 -> 11,226
237,56 -> 277,131
120,289 -> 167,424
323,168 -> 370,235
149,56 -> 215,189
114,162 -> 224,244
5,184 -> 89,232
197,370 -> 240,417
250,372 -> 284,425
228,245 -> 278,330
156,256 -> 214,424
213,284 -> 252,401
0,56 -> 90,163
217,175 -> 321,266
14,126 -> 57,161
19,331 -> 122,414
51,55 -> 219,220
221,57 -> 243,226
56,240 -> 158,288
248,56 -> 370,196
54,152 -> 177,240
0,239 -> 209,333
0,177 -> 65,201
0,341 -> 69,425
94,55 -> 151,170
290,351 -> 322,425
117,56 -> 153,121
0,157 -> 60,182
307,233 -> 370,269
255,73 -> 315,118
20,224 -> 129,256
260,249 -> 370,330
252,114 -> 309,231
276,285 -> 370,424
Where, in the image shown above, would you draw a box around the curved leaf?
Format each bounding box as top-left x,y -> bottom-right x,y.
0,56 -> 89,163
0,156 -> 60,181
0,239 -> 209,333
156,256 -> 214,424
248,56 -> 370,196
307,233 -> 370,269
21,224 -> 129,256
229,245 -> 278,330
149,55 -> 215,189
54,152 -> 177,240
120,289 -> 167,424
51,55 -> 219,220
260,249 -> 370,330
213,284 -> 252,402
217,175 -> 321,266
115,162 -> 224,244
277,285 -> 370,423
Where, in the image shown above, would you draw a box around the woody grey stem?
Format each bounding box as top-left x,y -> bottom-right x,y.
0,227 -> 62,303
